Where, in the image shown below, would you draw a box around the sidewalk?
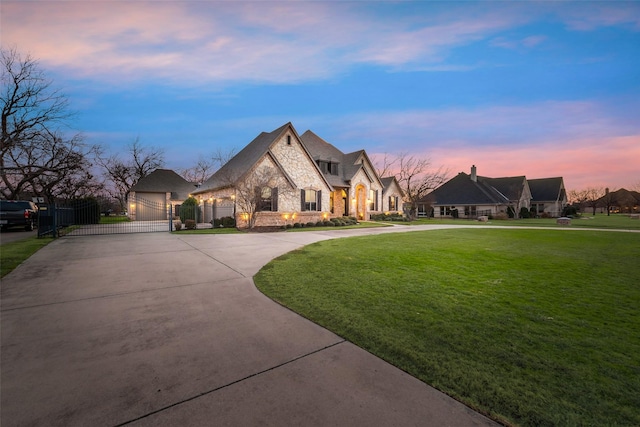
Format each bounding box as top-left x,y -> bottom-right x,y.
1,228 -> 499,426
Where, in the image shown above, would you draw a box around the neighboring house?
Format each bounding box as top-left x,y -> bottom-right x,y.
528,177 -> 567,217
421,165 -> 547,219
128,169 -> 195,221
594,188 -> 640,214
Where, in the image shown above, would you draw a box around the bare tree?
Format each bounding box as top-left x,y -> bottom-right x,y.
179,148 -> 236,184
231,164 -> 294,229
98,137 -> 164,211
1,47 -> 98,201
374,152 -> 448,219
569,187 -> 605,215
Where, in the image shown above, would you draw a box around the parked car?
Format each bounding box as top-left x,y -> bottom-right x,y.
0,200 -> 39,231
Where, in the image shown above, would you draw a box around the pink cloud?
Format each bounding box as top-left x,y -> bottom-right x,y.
0,1 -> 533,84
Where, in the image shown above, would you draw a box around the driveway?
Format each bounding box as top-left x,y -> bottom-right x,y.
1,227 -> 498,426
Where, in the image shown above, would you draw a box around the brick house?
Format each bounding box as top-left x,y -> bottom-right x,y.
190,122 -> 403,228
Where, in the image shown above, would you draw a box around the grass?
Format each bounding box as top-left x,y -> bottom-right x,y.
1,236 -> 53,278
394,213 -> 640,230
255,228 -> 640,426
100,215 -> 131,224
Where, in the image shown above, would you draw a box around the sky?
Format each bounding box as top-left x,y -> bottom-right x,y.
2,0 -> 639,192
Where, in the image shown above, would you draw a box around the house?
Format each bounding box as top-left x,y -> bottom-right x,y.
128,169 -> 195,220
188,122 -> 402,228
528,177 -> 567,217
594,188 -> 640,214
420,165 -> 564,219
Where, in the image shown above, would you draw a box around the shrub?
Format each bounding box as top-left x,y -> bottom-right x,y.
293,222 -> 302,228
563,205 -> 578,217
286,224 -> 293,229
185,219 -> 196,230
180,197 -> 201,223
316,221 -> 324,227
519,207 -> 531,219
323,220 -> 332,226
174,220 -> 182,231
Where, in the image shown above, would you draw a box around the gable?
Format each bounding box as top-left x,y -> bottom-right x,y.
197,123 -> 331,196
529,177 -> 565,202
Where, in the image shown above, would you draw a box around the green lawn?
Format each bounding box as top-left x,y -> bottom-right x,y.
0,236 -> 53,278
255,228 -> 640,426
397,213 -> 640,230
100,215 -> 131,224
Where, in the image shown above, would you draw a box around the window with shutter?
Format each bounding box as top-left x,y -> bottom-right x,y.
303,189 -> 318,211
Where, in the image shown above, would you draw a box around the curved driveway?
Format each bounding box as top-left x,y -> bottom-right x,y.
1,225 -> 516,426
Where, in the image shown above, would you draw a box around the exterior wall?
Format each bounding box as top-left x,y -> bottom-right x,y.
270,131 -> 331,213
382,181 -> 404,214
349,168 -> 382,220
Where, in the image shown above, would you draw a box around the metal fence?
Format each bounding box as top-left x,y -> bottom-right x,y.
38,197 -> 172,237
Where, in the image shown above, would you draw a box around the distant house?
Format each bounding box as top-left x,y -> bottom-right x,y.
128,169 -> 196,221
185,122 -> 402,227
594,188 -> 640,214
420,165 -> 566,219
528,177 -> 568,217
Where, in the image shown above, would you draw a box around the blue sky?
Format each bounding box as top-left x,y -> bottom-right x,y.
3,1 -> 639,191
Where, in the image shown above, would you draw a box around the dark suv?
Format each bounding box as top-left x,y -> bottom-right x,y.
0,200 -> 39,231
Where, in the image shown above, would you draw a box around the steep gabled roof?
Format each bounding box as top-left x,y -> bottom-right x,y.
481,176 -> 527,201
381,176 -> 405,197
196,123 -> 331,193
300,130 -> 382,188
529,177 -> 565,202
130,169 -> 195,200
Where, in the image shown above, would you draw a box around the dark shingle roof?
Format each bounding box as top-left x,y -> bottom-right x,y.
200,123 -> 292,191
426,173 -> 506,205
130,169 -> 195,200
300,131 -> 380,188
481,176 -> 526,201
529,177 -> 564,202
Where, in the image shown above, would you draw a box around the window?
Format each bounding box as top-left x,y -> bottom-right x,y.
439,206 -> 452,216
256,187 -> 278,211
369,189 -> 378,211
287,135 -> 291,145
301,189 -> 321,211
329,162 -> 338,175
389,196 -> 397,211
316,160 -> 339,175
464,206 -> 477,217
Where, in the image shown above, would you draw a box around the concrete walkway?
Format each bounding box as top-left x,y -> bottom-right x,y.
1,226 -> 500,426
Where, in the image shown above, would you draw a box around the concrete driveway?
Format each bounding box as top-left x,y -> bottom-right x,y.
1,227 -> 498,426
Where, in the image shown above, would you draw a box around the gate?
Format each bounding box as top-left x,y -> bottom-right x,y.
38,196 -> 172,237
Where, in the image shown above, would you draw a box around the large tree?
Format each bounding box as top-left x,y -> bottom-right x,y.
374,152 -> 448,219
1,47 -> 98,201
179,148 -> 236,184
98,137 -> 164,211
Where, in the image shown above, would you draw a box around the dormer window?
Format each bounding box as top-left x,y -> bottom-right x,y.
316,160 -> 339,175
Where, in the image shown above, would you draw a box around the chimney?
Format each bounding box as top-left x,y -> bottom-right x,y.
471,165 -> 477,182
